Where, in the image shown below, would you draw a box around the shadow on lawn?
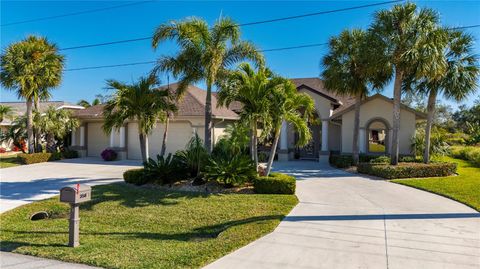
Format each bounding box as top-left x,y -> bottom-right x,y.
81,183 -> 215,210
0,214 -> 284,251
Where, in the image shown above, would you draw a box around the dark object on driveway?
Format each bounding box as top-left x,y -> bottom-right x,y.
30,211 -> 49,221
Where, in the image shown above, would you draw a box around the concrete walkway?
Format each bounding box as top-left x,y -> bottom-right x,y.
205,161 -> 480,269
0,157 -> 141,213
0,252 -> 101,269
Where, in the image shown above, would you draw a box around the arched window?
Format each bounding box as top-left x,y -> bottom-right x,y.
366,119 -> 389,154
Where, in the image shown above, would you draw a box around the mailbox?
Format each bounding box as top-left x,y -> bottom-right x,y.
60,184 -> 91,204
59,184 -> 91,247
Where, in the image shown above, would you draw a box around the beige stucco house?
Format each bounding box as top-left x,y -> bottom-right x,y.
1,78 -> 426,161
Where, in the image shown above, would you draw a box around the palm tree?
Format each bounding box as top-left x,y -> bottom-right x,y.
369,3 -> 447,164
0,105 -> 15,123
0,35 -> 65,153
265,78 -> 314,175
322,29 -> 388,165
151,17 -> 264,152
217,63 -> 273,168
37,106 -> 79,153
77,98 -> 101,108
103,76 -> 177,162
414,30 -> 479,163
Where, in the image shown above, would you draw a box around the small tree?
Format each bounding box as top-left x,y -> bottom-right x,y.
265,78 -> 314,175
0,105 -> 15,123
103,76 -> 177,162
37,106 -> 79,153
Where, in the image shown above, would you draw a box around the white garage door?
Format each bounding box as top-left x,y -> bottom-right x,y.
87,122 -> 110,157
127,122 -> 194,160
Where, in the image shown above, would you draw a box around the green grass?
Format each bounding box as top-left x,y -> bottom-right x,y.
392,156 -> 480,211
0,183 -> 298,268
368,143 -> 385,153
0,154 -> 21,168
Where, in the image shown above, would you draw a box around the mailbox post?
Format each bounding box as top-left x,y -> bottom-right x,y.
60,184 -> 91,247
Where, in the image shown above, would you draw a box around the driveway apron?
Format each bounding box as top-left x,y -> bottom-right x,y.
205,161 -> 480,269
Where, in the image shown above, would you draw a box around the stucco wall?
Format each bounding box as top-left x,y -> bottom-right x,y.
298,88 -> 332,120
127,121 -> 193,160
341,97 -> 416,155
87,122 -> 109,157
328,122 -> 341,152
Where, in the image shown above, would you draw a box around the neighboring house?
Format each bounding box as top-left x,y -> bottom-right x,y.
0,101 -> 84,150
71,78 -> 426,161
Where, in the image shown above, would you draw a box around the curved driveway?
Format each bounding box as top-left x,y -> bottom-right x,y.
0,158 -> 140,213
206,161 -> 480,269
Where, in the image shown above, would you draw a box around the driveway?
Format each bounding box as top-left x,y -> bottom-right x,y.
0,158 -> 141,213
206,161 -> 480,269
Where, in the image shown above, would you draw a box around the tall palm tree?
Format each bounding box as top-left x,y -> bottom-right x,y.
369,3 -> 447,164
415,30 -> 479,163
322,29 -> 388,165
37,106 -> 79,153
103,76 -> 177,162
265,78 -> 314,175
0,105 -> 15,123
0,35 -> 64,153
217,63 -> 273,168
151,17 -> 264,152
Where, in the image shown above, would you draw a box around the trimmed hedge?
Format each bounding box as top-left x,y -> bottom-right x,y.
62,150 -> 79,159
330,154 -> 419,167
17,152 -> 61,165
329,155 -> 353,168
254,172 -> 296,194
357,162 -> 457,179
123,168 -> 149,185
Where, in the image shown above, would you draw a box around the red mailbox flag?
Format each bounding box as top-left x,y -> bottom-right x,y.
76,183 -> 80,194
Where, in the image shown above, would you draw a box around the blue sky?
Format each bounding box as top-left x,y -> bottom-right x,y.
1,0 -> 480,108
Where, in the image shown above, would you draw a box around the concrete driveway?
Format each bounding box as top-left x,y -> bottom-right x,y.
0,158 -> 141,213
206,161 -> 480,269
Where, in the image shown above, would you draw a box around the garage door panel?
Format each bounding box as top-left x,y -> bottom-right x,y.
87,122 -> 109,157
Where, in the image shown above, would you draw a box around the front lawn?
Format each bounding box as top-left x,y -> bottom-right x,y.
0,183 -> 298,268
392,156 -> 480,211
0,154 -> 21,168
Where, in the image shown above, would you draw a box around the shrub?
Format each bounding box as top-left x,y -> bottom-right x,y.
205,154 -> 256,187
143,153 -> 187,184
254,173 -> 296,194
398,155 -> 419,163
329,155 -> 353,168
123,168 -> 149,185
450,146 -> 480,167
357,162 -> 457,179
62,150 -> 78,159
101,149 -> 117,161
370,156 -> 390,164
258,152 -> 269,162
175,133 -> 207,177
17,152 -> 60,164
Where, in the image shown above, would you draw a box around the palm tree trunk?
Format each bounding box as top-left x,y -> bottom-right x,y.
139,133 -> 146,163
46,133 -> 56,153
390,70 -> 404,165
266,125 -> 281,176
144,134 -> 149,161
34,98 -> 41,152
250,120 -> 259,168
26,99 -> 34,154
352,94 -> 362,165
423,90 -> 437,164
160,115 -> 170,157
204,83 -> 213,153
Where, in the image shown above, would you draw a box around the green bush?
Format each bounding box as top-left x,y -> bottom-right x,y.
123,168 -> 149,185
254,173 -> 296,194
205,154 -> 256,187
398,155 -> 419,163
329,155 -> 353,168
143,154 -> 187,185
357,162 -> 457,179
450,146 -> 480,167
18,152 -> 61,164
370,156 -> 390,164
62,150 -> 78,159
175,133 -> 208,177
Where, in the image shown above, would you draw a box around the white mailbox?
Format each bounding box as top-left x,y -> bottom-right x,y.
60,184 -> 91,204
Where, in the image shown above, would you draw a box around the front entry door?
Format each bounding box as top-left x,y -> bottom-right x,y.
297,124 -> 321,159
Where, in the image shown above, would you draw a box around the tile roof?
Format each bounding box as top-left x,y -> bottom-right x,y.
74,84 -> 239,119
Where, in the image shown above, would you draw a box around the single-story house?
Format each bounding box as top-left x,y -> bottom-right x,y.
71,78 -> 426,161
1,77 -> 426,161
